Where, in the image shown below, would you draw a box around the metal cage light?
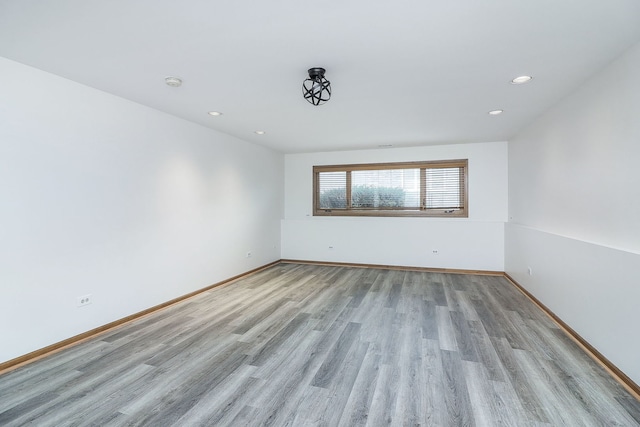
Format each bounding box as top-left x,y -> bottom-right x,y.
302,67 -> 331,106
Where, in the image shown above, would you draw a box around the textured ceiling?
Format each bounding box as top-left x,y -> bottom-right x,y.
1,0 -> 640,153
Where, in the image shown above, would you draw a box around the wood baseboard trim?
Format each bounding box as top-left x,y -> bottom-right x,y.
0,260 -> 280,376
503,273 -> 640,401
280,259 -> 503,276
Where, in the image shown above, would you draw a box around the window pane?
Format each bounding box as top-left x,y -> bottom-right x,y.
318,171 -> 347,209
425,167 -> 463,209
351,169 -> 420,208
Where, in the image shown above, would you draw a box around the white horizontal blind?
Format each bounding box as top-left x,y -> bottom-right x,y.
317,171 -> 347,209
424,167 -> 464,210
351,169 -> 420,209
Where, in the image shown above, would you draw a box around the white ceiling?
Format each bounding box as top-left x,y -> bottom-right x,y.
1,0 -> 640,153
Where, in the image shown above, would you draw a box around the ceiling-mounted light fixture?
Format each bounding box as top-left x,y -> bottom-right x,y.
302,67 -> 331,106
511,75 -> 533,84
165,76 -> 182,87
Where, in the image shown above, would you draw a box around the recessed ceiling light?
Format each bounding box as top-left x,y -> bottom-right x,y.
488,109 -> 504,115
254,130 -> 266,135
207,111 -> 222,116
511,75 -> 532,84
165,76 -> 183,87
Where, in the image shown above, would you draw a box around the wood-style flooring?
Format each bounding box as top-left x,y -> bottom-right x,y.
1,263 -> 639,426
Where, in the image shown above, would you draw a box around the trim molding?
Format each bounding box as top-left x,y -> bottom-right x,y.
0,260 -> 280,375
504,273 -> 640,400
280,259 -> 503,276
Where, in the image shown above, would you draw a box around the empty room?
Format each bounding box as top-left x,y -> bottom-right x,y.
1,0 -> 639,425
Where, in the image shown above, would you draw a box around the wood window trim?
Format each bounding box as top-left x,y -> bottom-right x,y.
313,159 -> 468,218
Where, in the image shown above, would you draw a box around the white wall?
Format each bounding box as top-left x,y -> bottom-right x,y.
506,41 -> 640,385
0,57 -> 283,364
283,142 -> 508,271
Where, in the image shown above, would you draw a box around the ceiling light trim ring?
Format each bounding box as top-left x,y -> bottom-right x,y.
511,75 -> 533,84
165,76 -> 183,87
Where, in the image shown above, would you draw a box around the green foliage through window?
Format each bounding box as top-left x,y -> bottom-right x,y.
319,187 -> 347,209
351,185 -> 405,208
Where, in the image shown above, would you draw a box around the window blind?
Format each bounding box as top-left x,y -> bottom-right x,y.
424,167 -> 465,210
317,171 -> 347,209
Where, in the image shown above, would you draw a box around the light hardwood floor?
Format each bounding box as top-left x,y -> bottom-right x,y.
1,263 -> 639,426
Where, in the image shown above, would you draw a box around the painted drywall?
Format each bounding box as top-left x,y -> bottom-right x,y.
505,224 -> 640,383
283,142 -> 508,271
506,41 -> 640,384
0,57 -> 283,364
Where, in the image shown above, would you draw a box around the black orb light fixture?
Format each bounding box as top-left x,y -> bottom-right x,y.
302,67 -> 331,106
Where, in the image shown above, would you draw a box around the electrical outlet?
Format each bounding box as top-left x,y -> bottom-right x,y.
527,266 -> 533,276
77,294 -> 92,307
246,251 -> 252,258
432,249 -> 439,255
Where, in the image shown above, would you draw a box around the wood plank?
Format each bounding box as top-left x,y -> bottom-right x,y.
440,349 -> 475,426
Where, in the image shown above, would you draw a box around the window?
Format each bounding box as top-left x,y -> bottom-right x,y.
313,159 -> 468,217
